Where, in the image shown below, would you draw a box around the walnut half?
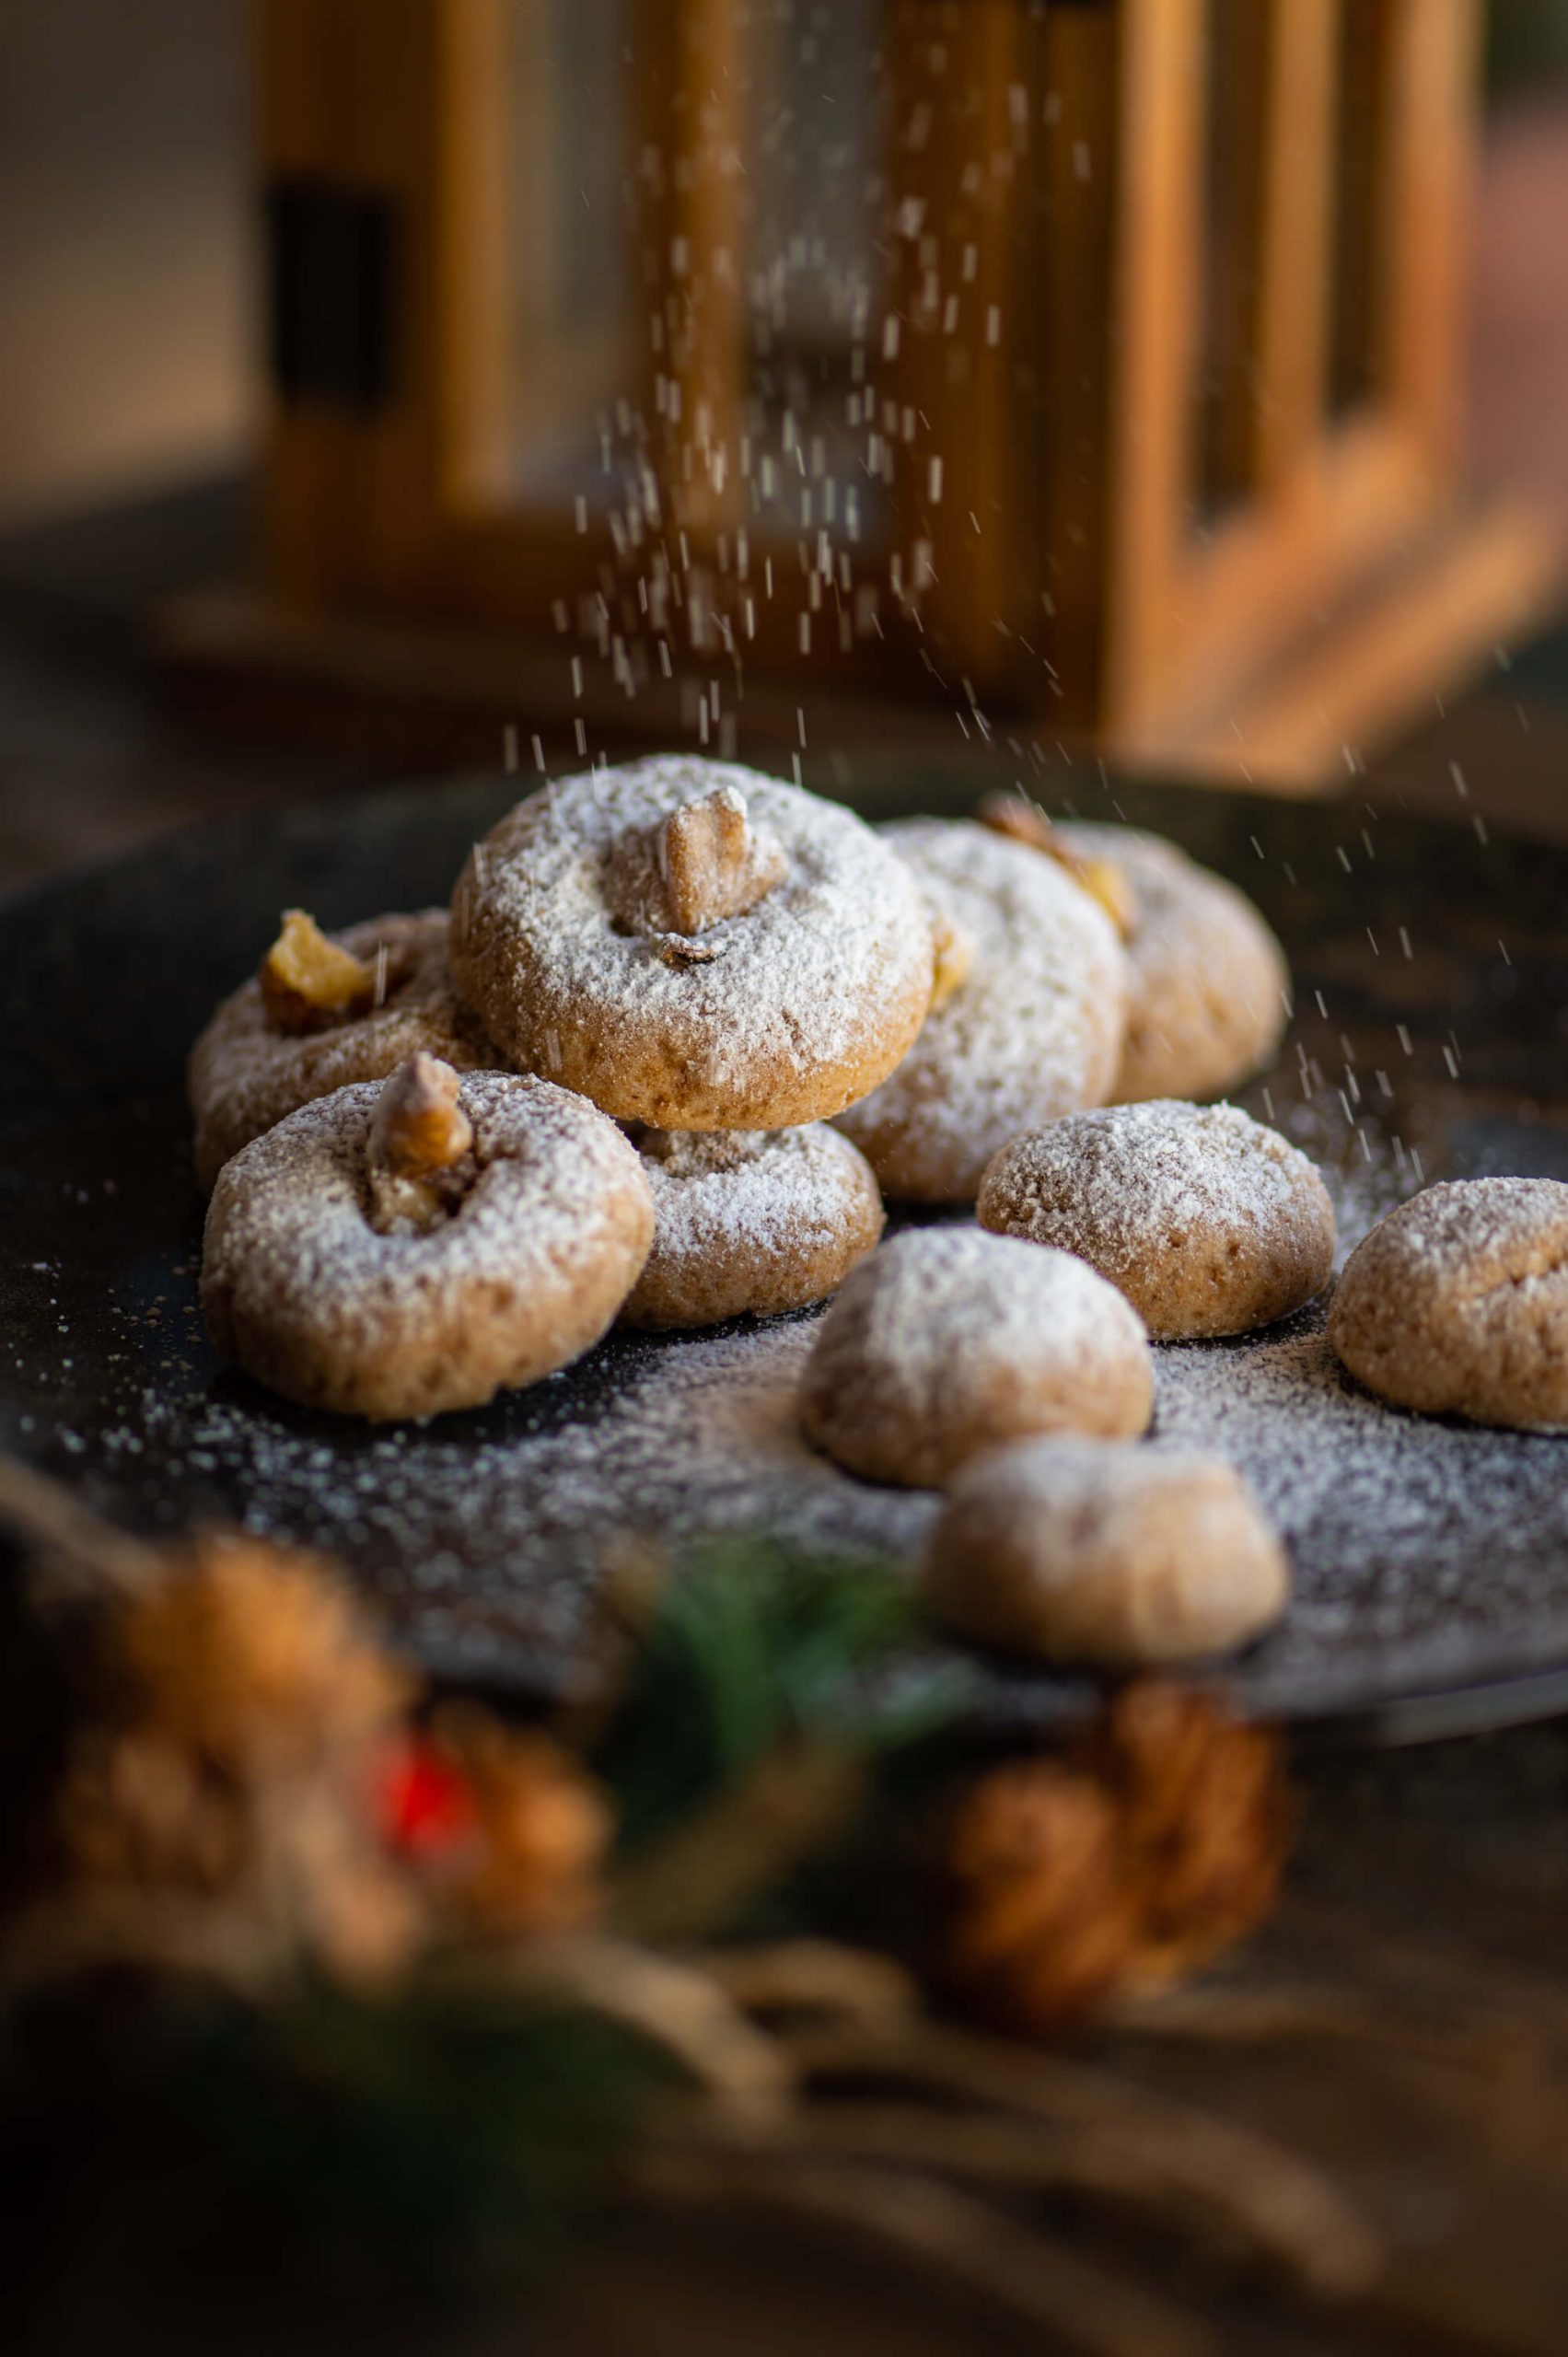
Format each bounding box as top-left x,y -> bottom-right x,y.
659,784 -> 786,935
259,910 -> 377,1033
928,908 -> 975,1014
976,794 -> 1135,939
366,1053 -> 474,1234
603,784 -> 788,944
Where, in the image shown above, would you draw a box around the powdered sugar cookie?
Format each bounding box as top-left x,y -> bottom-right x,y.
798,1226 -> 1152,1488
448,758 -> 935,1132
202,1059 -> 654,1421
834,820 -> 1127,1203
979,1100 -> 1334,1340
1054,822 -> 1288,1103
189,910 -> 496,1191
925,1436 -> 1289,1665
1329,1178 -> 1568,1432
622,1124 -> 884,1330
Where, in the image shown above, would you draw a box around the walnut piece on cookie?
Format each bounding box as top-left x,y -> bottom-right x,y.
927,906 -> 975,1013
201,1071 -> 655,1421
366,1053 -> 476,1235
189,911 -> 497,1193
258,909 -> 378,1032
660,784 -> 789,935
976,791 -> 1135,938
604,782 -> 789,940
925,1435 -> 1290,1666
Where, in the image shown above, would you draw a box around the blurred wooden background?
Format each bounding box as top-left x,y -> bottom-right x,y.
6,0 -> 1568,886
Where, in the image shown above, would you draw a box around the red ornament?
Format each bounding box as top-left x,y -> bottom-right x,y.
374,1737 -> 477,1857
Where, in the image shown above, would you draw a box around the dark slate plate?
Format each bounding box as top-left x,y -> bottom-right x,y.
3,761 -> 1567,1740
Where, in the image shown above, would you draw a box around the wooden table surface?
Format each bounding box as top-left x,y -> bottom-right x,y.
6,489 -> 1568,2356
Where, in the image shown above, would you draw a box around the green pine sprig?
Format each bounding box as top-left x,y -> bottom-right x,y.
592,1537 -> 973,1858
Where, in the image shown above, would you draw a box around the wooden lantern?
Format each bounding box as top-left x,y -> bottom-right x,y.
172,0 -> 1557,790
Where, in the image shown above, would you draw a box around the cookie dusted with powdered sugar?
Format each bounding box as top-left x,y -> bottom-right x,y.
202,1060 -> 654,1421
622,1125 -> 884,1330
1054,822 -> 1288,1104
833,819 -> 1127,1203
925,1436 -> 1290,1665
1329,1178 -> 1568,1432
979,1100 -> 1334,1341
448,758 -> 935,1132
798,1226 -> 1152,1489
189,910 -> 498,1191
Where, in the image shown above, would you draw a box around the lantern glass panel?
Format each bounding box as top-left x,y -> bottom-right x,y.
503,0 -> 640,501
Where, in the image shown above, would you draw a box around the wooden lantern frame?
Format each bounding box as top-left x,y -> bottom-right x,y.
176,0 -> 1556,789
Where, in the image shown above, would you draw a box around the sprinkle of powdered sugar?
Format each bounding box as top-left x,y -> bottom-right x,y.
978,1101 -> 1331,1274
20,1116 -> 1568,1721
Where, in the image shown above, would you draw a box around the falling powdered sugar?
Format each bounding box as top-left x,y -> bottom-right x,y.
34,1097 -> 1568,1724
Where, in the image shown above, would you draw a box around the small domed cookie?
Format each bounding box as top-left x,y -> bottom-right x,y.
189,910 -> 496,1190
621,1124 -> 885,1331
798,1226 -> 1152,1489
979,1100 -> 1334,1341
201,1061 -> 654,1421
834,820 -> 1127,1203
925,1436 -> 1289,1665
448,757 -> 935,1132
1329,1178 -> 1568,1432
1054,822 -> 1288,1103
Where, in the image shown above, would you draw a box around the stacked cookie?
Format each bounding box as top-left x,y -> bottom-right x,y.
192,757 -> 936,1419
189,757 -> 1300,1419
186,751 -> 1331,1669
186,753 -> 1568,1689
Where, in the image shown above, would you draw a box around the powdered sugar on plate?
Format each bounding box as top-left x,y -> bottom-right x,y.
1151,1306 -> 1568,1713
10,1074 -> 1568,1724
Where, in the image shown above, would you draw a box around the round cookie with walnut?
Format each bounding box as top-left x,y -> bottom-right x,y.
189,909 -> 497,1190
449,758 -> 935,1132
1329,1178 -> 1568,1432
925,1435 -> 1289,1666
201,1056 -> 654,1421
798,1226 -> 1153,1489
834,819 -> 1127,1203
979,1100 -> 1334,1341
1053,819 -> 1288,1103
622,1125 -> 884,1331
